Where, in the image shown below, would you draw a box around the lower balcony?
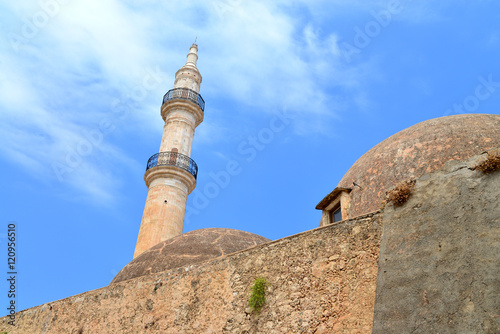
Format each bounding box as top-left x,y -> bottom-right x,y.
146,151 -> 198,180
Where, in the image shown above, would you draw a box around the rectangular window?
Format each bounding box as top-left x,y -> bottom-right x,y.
332,207 -> 342,222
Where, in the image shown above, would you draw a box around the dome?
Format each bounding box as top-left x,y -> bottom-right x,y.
318,114 -> 500,219
111,228 -> 270,284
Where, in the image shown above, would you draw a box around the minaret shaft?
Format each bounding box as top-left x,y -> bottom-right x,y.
159,110 -> 196,156
134,44 -> 203,258
134,171 -> 192,257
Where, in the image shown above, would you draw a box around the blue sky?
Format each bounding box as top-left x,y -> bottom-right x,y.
0,0 -> 499,314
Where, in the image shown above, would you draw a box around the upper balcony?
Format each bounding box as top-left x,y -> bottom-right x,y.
162,88 -> 205,112
146,151 -> 198,180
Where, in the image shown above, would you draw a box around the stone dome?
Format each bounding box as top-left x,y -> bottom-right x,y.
111,228 -> 270,284
318,114 -> 500,219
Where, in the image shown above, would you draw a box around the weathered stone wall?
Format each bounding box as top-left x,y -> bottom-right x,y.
1,214 -> 381,334
6,149 -> 496,333
372,151 -> 500,333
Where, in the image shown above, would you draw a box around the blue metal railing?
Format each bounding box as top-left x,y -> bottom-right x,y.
162,88 -> 205,112
146,151 -> 198,180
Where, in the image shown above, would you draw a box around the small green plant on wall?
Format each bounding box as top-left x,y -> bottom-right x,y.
248,277 -> 267,314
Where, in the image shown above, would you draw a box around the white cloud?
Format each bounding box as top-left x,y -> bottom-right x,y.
1,0 -> 452,204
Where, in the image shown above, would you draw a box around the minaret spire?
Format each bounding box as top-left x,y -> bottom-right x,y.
184,43 -> 199,69
133,44 -> 205,258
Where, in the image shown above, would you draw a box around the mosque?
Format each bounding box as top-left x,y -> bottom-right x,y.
1,44 -> 499,333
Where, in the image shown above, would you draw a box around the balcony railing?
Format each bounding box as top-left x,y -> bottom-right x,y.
146,151 -> 198,180
162,88 -> 205,112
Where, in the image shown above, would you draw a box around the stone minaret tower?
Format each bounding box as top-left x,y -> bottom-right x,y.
134,43 -> 204,258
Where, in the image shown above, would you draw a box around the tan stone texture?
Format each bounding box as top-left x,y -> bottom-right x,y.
134,171 -> 191,258
159,105 -> 198,156
2,216 -> 381,334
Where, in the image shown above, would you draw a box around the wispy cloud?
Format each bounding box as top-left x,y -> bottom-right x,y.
0,0 -> 453,204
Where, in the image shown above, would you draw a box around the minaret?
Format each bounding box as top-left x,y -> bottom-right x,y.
134,43 -> 204,258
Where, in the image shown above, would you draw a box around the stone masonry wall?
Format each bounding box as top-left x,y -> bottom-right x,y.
372,151 -> 500,333
1,214 -> 381,334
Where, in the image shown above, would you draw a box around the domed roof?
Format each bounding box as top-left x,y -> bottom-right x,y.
320,114 -> 500,218
111,228 -> 270,284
